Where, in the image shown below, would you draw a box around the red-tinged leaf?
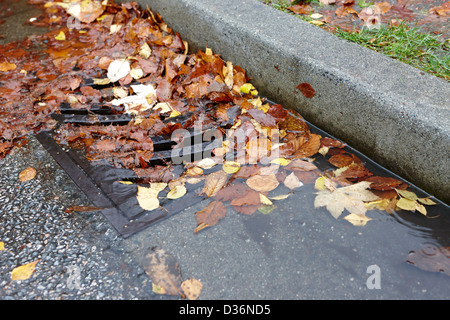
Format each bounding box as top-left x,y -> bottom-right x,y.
364,176 -> 403,191
338,163 -> 373,180
296,83 -> 315,98
328,154 -> 354,168
266,104 -> 288,122
320,137 -> 346,149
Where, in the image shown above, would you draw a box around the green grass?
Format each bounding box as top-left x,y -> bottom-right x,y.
335,21 -> 450,80
261,1 -> 450,81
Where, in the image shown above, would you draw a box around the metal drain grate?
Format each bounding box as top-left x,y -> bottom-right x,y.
35,80 -> 226,237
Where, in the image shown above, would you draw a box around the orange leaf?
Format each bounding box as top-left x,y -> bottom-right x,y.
0,61 -> 17,72
19,167 -> 37,182
194,201 -> 226,233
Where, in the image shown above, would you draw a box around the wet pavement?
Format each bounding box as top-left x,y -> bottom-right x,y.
1,0 -> 450,301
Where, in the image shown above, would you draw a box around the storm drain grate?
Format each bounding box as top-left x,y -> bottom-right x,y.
35,79 -> 227,237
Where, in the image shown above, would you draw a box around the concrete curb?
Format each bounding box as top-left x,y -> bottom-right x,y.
133,0 -> 450,203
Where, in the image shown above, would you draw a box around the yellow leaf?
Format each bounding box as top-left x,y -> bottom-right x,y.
11,260 -> 39,281
418,197 -> 437,206
139,42 -> 152,59
415,202 -> 427,216
130,68 -> 144,79
186,166 -> 203,176
55,31 -> 66,41
318,146 -> 329,156
259,194 -> 273,206
240,83 -> 258,95
269,193 -> 292,200
396,197 -> 417,212
395,189 -> 418,200
0,61 -> 17,72
270,158 -> 291,166
183,40 -> 189,55
222,161 -> 241,174
118,180 -> 133,184
152,283 -> 167,294
223,61 -> 234,89
19,167 -> 37,182
181,278 -> 203,300
0,242 -> 4,251
169,110 -> 181,118
314,176 -> 327,191
167,185 -> 187,199
310,13 -> 324,19
92,78 -> 111,85
258,204 -> 277,214
136,184 -> 166,211
205,47 -> 213,55
154,102 -> 172,113
344,213 -> 372,226
309,20 -> 324,26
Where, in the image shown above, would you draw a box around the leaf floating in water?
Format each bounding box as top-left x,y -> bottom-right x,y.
140,247 -> 184,297
406,245 -> 450,277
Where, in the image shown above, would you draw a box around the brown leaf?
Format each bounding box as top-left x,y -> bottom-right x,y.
328,154 -> 354,168
232,164 -> 260,179
364,176 -> 403,191
288,4 -> 313,15
284,159 -> 318,171
296,83 -> 315,98
194,201 -> 226,233
214,181 -> 253,201
406,245 -> 450,277
278,110 -> 310,134
230,190 -> 261,207
202,170 -> 228,198
65,205 -> 104,213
